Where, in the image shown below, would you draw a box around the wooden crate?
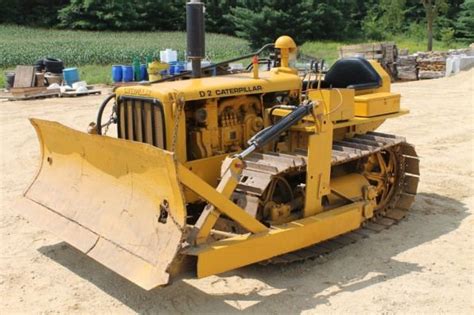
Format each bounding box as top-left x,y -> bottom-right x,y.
13,66 -> 35,88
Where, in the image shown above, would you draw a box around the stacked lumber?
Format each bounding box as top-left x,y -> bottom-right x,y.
340,42 -> 386,60
395,47 -> 472,81
339,42 -> 398,79
381,42 -> 397,63
397,56 -> 418,80
417,52 -> 447,80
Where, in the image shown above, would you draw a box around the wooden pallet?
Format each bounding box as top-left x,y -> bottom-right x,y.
7,90 -> 60,101
60,89 -> 102,97
10,86 -> 48,97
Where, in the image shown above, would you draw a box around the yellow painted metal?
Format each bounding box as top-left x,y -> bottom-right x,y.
354,92 -> 401,117
183,153 -> 228,202
304,112 -> 333,216
191,157 -> 246,244
328,174 -> 370,204
117,70 -> 301,164
274,35 -> 297,68
18,119 -> 187,290
352,60 -> 392,96
271,108 -> 408,132
370,60 -> 392,93
188,202 -> 364,278
177,164 -> 268,234
115,69 -> 301,102
274,35 -> 297,50
307,88 -> 355,121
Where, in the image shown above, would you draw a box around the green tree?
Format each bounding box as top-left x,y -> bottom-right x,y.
381,0 -> 408,33
310,1 -> 346,39
421,0 -> 448,51
58,0 -> 141,30
362,0 -> 407,40
362,9 -> 386,40
206,0 -> 238,35
0,0 -> 67,26
228,0 -> 356,48
228,0 -> 316,49
135,0 -> 185,31
455,0 -> 474,42
338,0 -> 378,38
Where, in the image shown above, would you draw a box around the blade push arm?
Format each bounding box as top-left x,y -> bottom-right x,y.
188,101 -> 316,244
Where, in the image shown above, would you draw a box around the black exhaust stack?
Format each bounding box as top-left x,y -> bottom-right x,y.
186,0 -> 205,78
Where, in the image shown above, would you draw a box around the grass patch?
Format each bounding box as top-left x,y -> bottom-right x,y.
300,40 -> 357,65
0,25 -> 250,68
78,64 -> 114,85
391,35 -> 466,53
300,35 -> 467,66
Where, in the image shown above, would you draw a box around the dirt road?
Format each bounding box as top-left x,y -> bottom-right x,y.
1,70 -> 473,314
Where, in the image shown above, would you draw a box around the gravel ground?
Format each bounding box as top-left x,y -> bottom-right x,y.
1,70 -> 473,314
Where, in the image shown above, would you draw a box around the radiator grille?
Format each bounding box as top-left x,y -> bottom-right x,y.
117,96 -> 166,149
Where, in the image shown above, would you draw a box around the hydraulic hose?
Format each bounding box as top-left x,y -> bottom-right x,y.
237,102 -> 314,159
96,93 -> 116,135
269,105 -> 297,124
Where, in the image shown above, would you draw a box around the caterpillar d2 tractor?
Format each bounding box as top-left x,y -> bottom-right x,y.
17,1 -> 419,290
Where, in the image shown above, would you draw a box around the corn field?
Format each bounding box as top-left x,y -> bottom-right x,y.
0,25 -> 250,68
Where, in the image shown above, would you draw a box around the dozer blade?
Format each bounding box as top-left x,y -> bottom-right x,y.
17,119 -> 187,290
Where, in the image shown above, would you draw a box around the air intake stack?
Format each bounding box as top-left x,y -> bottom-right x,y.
186,0 -> 205,78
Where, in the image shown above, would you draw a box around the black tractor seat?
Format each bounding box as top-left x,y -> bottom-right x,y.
324,57 -> 382,90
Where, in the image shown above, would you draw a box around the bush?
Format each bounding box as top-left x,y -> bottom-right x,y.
455,0 -> 474,42
440,27 -> 455,47
407,22 -> 427,40
361,0 -> 407,40
362,12 -> 386,40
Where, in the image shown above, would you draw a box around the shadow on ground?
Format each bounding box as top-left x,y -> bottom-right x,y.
39,192 -> 468,314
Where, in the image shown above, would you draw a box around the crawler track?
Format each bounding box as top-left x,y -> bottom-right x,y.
235,132 -> 420,264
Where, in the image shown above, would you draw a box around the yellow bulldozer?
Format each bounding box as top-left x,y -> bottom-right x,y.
17,0 -> 419,290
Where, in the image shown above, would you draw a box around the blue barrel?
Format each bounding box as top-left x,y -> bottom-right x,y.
62,68 -> 80,86
174,62 -> 185,75
140,64 -> 148,81
168,61 -> 177,75
122,65 -> 134,82
112,65 -> 123,83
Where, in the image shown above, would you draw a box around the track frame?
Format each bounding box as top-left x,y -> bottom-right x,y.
183,136 -> 419,274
